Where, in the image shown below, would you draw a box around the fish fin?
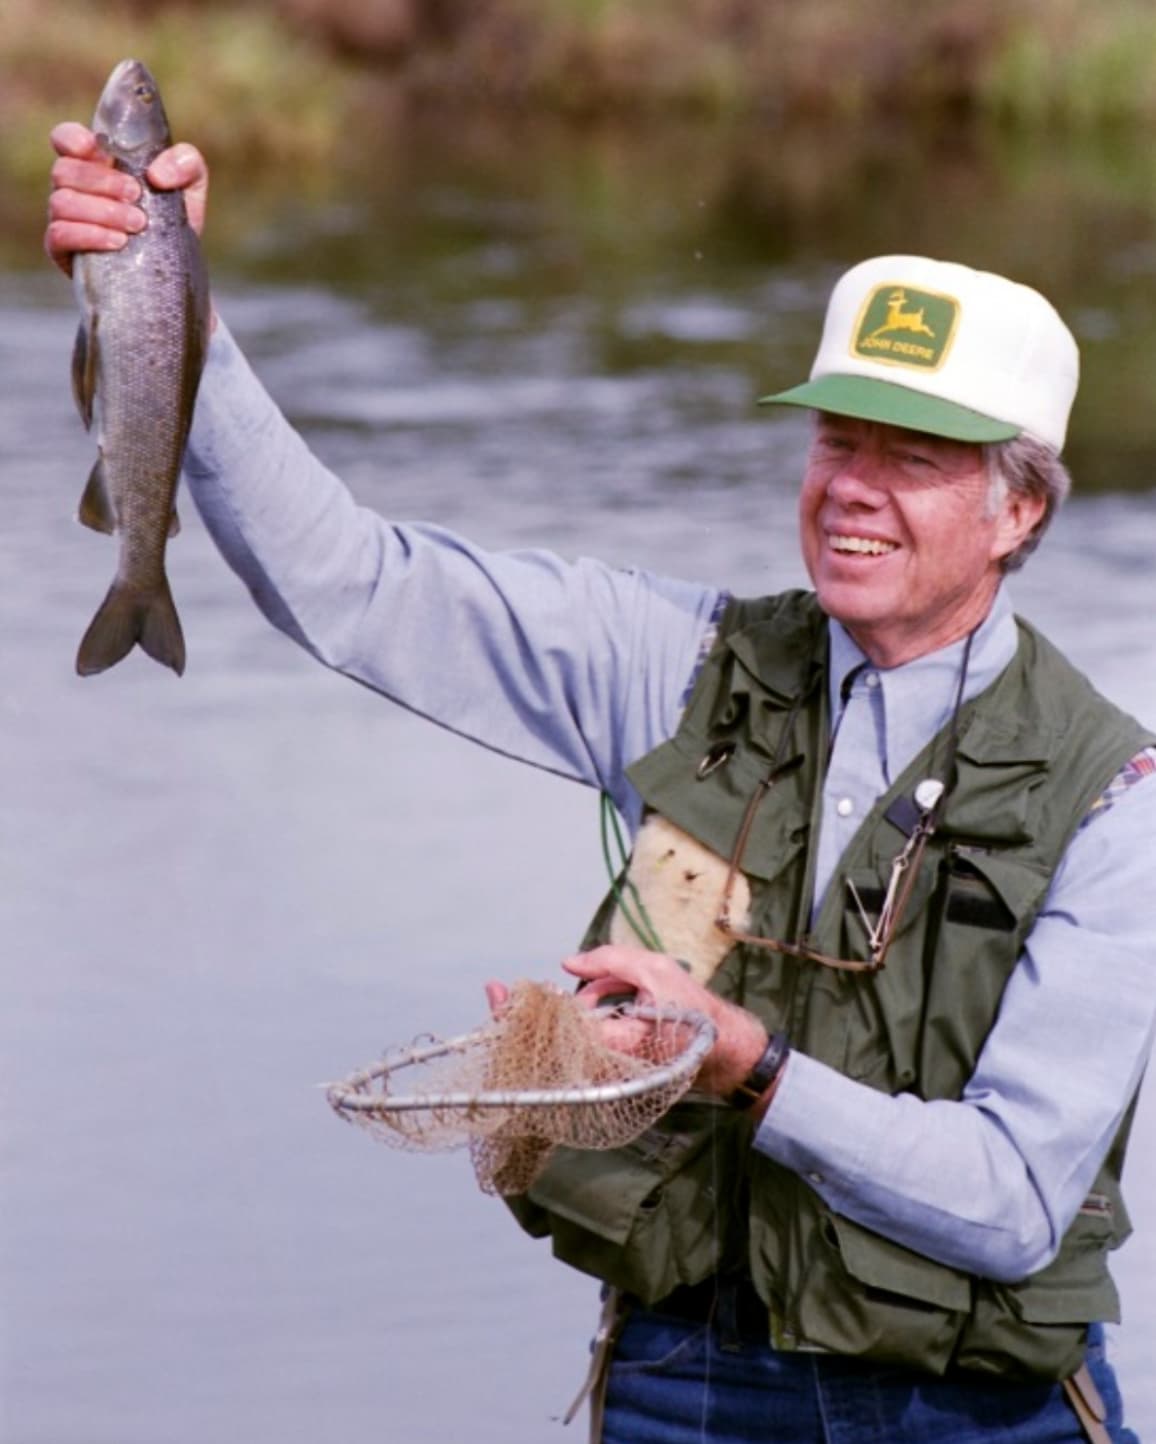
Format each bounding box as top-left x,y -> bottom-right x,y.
76,579 -> 186,677
168,506 -> 181,538
71,314 -> 99,429
139,577 -> 186,674
78,455 -> 116,534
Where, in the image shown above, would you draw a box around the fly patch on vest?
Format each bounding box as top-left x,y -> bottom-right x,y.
608,814 -> 749,986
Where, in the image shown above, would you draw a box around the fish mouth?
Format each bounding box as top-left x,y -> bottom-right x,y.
827,533 -> 900,557
106,58 -> 149,88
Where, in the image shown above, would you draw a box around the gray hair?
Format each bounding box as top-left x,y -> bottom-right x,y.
982,433 -> 1072,572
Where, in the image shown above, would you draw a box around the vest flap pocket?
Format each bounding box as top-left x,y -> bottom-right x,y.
526,1104 -> 721,1244
945,731 -> 1050,846
956,713 -> 1054,764
628,736 -> 807,883
997,1210 -> 1122,1326
725,618 -> 820,708
526,1145 -> 665,1244
945,849 -> 1052,928
1004,1275 -> 1120,1326
827,1212 -> 972,1312
521,1103 -> 750,1303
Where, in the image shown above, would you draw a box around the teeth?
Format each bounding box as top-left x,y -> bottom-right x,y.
830,535 -> 898,556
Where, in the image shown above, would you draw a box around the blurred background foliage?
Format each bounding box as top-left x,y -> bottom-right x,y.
9,0 -> 1156,173
8,0 -> 1156,488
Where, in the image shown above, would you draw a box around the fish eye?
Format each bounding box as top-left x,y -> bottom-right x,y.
134,84 -> 155,103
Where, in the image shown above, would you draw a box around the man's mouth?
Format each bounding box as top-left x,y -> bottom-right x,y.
828,534 -> 900,557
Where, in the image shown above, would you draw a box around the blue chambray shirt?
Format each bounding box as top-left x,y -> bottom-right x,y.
814,589 -> 1018,910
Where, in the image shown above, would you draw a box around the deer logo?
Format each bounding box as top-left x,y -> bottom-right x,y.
853,283 -> 959,370
868,289 -> 937,340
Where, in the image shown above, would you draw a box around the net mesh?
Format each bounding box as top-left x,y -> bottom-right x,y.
326,981 -> 712,1195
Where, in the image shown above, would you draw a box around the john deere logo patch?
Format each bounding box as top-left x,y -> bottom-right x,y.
852,285 -> 959,370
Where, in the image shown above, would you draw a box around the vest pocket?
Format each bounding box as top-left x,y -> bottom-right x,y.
952,1210 -> 1121,1381
507,1102 -> 749,1305
790,1211 -> 972,1373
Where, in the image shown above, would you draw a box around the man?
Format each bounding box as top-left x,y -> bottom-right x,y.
46,128 -> 1155,1444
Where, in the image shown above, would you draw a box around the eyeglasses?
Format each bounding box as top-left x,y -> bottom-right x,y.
713,767 -> 944,975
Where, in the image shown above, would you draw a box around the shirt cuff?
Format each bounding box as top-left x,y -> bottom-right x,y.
752,1049 -> 879,1206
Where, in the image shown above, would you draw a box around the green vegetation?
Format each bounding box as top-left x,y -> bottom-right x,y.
11,0 -> 1156,308
0,0 -> 355,185
987,4 -> 1156,127
9,2 -> 1156,487
11,0 -> 1156,179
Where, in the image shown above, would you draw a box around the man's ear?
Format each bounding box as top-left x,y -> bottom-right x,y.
991,487 -> 1047,564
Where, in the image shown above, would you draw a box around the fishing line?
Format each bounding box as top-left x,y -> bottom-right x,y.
599,790 -> 666,953
698,1102 -> 721,1444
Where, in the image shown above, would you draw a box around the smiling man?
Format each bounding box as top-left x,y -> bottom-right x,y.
799,412 -> 1037,664
46,132 -> 1156,1444
775,257 -> 1066,670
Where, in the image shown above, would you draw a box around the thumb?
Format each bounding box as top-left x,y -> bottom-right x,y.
146,142 -> 210,236
484,980 -> 510,1017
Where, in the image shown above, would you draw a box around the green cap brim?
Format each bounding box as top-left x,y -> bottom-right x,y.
757,374 -> 1020,444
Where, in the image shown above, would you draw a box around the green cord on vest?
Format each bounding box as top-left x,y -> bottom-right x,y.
599,791 -> 666,954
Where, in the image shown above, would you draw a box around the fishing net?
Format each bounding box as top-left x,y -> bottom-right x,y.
325,980 -> 716,1195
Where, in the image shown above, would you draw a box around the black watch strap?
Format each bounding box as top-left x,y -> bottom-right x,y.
727,1031 -> 790,1110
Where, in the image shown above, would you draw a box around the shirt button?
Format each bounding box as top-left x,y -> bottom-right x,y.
836,797 -> 854,817
865,672 -> 880,689
808,1171 -> 825,1186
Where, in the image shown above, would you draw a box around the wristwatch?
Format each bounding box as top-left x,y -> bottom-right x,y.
727,1030 -> 790,1109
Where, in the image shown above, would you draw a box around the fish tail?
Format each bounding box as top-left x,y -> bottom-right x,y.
76,577 -> 186,677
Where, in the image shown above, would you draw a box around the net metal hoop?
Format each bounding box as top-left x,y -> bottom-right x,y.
326,1003 -> 717,1120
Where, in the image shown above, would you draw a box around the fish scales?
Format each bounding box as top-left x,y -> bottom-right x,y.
72,59 -> 209,676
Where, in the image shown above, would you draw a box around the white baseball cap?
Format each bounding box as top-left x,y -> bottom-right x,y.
760,255 -> 1079,451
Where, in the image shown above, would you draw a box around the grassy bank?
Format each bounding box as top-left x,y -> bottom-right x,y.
0,0 -> 356,184
8,0 -> 1156,179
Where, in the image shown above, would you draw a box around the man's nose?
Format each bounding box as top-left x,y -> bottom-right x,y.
825,455 -> 889,506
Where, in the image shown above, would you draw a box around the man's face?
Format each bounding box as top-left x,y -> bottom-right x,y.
798,414 -> 1043,667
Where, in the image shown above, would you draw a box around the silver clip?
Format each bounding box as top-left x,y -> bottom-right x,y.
697,741 -> 735,779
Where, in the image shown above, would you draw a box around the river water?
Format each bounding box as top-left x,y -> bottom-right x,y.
2,115 -> 1155,1442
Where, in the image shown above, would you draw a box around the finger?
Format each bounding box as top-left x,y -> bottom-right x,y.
48,183 -> 144,234
44,219 -> 126,267
146,143 -> 209,236
49,121 -> 102,162
565,947 -> 698,1013
572,977 -> 641,1010
563,944 -> 653,982
47,130 -> 142,278
146,141 -> 205,189
44,188 -> 146,276
51,155 -> 139,204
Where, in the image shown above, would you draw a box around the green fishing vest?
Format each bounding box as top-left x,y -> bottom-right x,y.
508,590 -> 1152,1382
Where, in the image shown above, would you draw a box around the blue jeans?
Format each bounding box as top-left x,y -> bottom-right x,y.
600,1308 -> 1138,1444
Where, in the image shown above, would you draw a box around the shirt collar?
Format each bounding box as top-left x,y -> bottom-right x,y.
826,587 -> 1019,784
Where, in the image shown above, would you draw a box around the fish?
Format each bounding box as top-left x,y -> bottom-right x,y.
71,58 -> 210,676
